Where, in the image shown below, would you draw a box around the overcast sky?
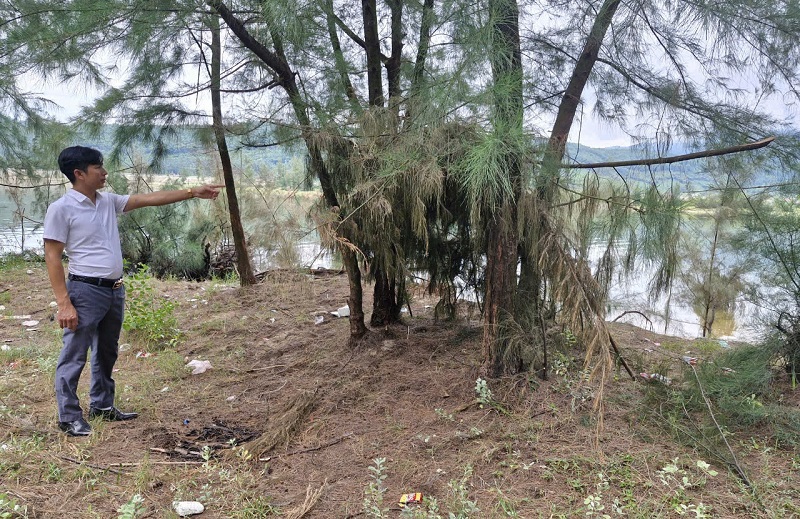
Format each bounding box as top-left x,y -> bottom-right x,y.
28,70 -> 636,150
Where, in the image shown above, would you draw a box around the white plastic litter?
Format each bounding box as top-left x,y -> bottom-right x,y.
185,359 -> 213,375
314,315 -> 324,325
331,305 -> 350,318
173,501 -> 205,516
226,395 -> 236,402
21,320 -> 39,327
0,305 -> 5,311
1,345 -> 10,351
49,301 -> 57,308
640,372 -> 672,385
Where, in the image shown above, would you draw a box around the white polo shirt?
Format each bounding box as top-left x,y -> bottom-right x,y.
43,189 -> 131,279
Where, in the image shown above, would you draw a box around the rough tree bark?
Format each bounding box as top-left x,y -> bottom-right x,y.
481,0 -> 524,376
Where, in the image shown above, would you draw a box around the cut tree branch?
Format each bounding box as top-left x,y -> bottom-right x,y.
564,136 -> 774,169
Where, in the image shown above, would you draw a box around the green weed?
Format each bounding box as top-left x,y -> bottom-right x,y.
474,378 -> 509,414
123,265 -> 180,349
0,492 -> 29,519
117,494 -> 146,519
229,495 -> 281,517
363,457 -> 389,519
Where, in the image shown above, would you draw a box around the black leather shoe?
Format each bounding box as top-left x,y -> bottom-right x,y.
58,418 -> 92,436
89,406 -> 138,421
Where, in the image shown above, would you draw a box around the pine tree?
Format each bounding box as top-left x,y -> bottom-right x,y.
5,0 -> 800,378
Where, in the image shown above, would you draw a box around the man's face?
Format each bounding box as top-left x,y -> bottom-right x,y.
75,164 -> 107,189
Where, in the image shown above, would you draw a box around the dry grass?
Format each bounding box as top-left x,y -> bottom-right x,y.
249,389 -> 319,457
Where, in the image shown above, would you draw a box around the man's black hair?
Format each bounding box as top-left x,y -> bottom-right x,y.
57,146 -> 104,184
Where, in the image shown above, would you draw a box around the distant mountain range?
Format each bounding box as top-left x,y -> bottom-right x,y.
70,126 -> 776,191
75,125 -> 294,178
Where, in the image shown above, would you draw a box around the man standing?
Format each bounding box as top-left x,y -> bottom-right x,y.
43,145 -> 224,436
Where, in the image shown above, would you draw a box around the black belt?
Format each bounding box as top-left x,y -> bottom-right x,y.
68,274 -> 124,289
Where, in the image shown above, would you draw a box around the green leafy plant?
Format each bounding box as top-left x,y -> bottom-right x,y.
474,378 -> 509,415
397,465 -> 479,519
401,495 -> 444,519
201,445 -> 214,470
435,408 -> 455,422
117,494 -> 145,519
656,459 -> 716,516
474,378 -> 493,408
123,264 -> 179,349
445,465 -> 479,518
363,457 -> 389,519
0,492 -> 28,519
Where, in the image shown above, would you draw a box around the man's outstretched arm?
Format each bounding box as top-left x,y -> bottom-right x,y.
124,184 -> 224,212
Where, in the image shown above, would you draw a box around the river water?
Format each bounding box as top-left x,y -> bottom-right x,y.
0,187 -> 768,342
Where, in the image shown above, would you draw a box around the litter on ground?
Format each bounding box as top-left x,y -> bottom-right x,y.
186,359 -> 212,374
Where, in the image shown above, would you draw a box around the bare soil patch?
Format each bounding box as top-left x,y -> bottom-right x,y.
0,263 -> 798,518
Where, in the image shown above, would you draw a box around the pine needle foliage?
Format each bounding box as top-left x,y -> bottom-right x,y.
458,125 -> 525,228
7,0 -> 800,386
646,341 -> 800,452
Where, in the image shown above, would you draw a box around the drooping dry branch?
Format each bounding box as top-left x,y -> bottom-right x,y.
564,136 -> 774,169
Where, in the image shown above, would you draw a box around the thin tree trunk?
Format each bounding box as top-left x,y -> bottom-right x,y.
702,171 -> 733,337
386,0 -> 403,109
210,14 -> 256,286
540,0 -> 622,187
362,0 -> 383,107
517,0 -> 623,361
412,0 -> 435,88
702,221 -> 720,337
211,0 -> 368,336
324,0 -> 361,114
405,0 -> 435,124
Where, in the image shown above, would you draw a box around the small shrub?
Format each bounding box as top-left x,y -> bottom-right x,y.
363,457 -> 389,519
123,265 -> 179,349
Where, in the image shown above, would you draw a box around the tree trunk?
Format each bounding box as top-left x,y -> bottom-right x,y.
539,0 -> 622,190
481,0 -> 523,376
370,267 -> 403,326
517,0 -> 622,357
211,0 -> 368,335
360,0 -> 404,328
405,0 -> 435,124
386,0 -> 403,106
210,14 -> 256,286
362,0 -> 383,107
344,248 -> 367,339
482,204 -> 521,376
324,0 -> 361,114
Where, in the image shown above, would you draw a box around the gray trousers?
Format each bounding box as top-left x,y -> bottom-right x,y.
55,280 -> 126,422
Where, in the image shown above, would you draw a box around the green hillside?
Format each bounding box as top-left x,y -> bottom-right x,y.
45,126 -> 777,190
